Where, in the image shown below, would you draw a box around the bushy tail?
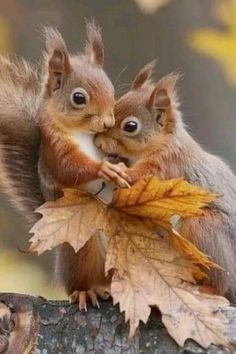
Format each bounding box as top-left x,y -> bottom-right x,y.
0,55 -> 44,223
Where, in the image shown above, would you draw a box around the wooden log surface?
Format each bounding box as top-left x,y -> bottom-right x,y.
0,293 -> 235,353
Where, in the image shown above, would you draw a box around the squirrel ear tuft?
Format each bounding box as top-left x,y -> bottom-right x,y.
44,27 -> 71,94
131,60 -> 156,90
84,20 -> 104,67
147,73 -> 181,109
157,73 -> 180,103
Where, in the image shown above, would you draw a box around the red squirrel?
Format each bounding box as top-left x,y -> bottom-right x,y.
39,23 -> 129,202
0,22 -> 127,309
95,61 -> 236,302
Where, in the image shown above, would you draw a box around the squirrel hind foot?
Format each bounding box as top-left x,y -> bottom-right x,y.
69,286 -> 111,311
69,290 -> 98,311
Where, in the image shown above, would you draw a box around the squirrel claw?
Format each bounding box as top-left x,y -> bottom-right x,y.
87,290 -> 100,308
69,285 -> 111,311
69,290 -> 100,311
98,161 -> 130,188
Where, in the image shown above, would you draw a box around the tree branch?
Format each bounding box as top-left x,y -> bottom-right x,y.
0,293 -> 235,353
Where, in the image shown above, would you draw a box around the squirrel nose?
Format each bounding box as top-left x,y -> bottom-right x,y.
103,114 -> 115,129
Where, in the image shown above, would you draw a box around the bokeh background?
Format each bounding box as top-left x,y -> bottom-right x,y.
0,0 -> 235,299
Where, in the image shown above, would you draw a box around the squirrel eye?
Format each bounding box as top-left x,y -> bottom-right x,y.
121,117 -> 141,136
70,87 -> 89,109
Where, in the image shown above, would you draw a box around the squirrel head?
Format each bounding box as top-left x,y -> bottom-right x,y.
41,21 -> 115,134
95,61 -> 181,163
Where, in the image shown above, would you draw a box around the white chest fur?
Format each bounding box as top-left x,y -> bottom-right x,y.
72,132 -> 114,204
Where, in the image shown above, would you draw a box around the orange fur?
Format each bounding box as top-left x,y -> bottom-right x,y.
55,236 -> 110,295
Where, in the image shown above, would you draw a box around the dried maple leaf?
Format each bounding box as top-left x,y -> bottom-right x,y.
29,189 -> 111,254
170,228 -> 220,270
141,219 -> 217,271
112,176 -> 218,270
106,216 -> 229,347
112,176 -> 218,220
29,177 -> 229,348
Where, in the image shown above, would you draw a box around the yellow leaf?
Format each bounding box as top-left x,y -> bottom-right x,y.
170,228 -> 219,271
29,189 -> 111,254
106,217 -> 229,347
188,1 -> 236,86
140,218 -> 217,271
112,176 -> 217,220
112,175 -> 218,277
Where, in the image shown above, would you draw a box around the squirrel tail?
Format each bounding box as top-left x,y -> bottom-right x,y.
0,55 -> 44,223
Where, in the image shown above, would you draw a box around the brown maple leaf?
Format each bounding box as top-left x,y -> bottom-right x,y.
29,189 -> 112,254
106,215 -> 229,347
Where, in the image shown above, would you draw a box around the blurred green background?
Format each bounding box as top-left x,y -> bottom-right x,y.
0,0 -> 235,299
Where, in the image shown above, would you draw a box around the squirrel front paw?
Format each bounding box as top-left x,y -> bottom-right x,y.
98,161 -> 130,188
69,285 -> 111,311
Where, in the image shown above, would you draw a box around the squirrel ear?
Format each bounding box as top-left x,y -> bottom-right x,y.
147,88 -> 170,110
147,73 -> 180,110
84,21 -> 104,67
131,60 -> 156,90
44,27 -> 71,94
